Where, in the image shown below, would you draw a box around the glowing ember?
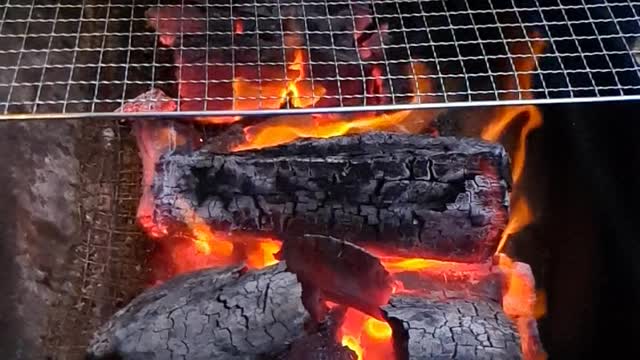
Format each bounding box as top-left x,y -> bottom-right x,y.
363,318 -> 392,341
481,105 -> 543,184
339,308 -> 394,360
245,237 -> 282,269
341,335 -> 363,359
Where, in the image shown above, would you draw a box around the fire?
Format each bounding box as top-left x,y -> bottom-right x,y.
341,335 -> 363,359
232,63 -> 434,151
364,318 -> 393,340
339,307 -> 394,360
244,237 -> 281,269
232,49 -> 325,114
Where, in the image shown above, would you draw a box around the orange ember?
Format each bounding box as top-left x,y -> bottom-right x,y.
138,30 -> 548,360
234,19 -> 243,34
339,308 -> 394,360
245,237 -> 282,269
364,317 -> 393,341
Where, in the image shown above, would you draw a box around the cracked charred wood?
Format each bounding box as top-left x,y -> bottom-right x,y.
153,133 -> 511,262
275,306 -> 357,360
393,266 -> 503,303
278,332 -> 357,360
279,234 -> 394,321
382,296 -> 523,360
86,263 -> 310,360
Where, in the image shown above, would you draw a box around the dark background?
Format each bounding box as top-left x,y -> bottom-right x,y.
512,101 -> 640,359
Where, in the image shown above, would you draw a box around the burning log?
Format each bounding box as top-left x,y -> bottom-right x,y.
279,234 -> 394,321
153,133 -> 511,262
382,296 -> 523,359
86,263 -> 310,360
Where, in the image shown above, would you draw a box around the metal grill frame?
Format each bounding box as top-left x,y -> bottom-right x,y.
2,0 -> 640,121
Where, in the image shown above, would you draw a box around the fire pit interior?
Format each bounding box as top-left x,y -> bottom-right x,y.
1,0 -> 640,359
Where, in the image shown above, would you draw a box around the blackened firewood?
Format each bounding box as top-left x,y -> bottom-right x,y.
280,234 -> 393,321
392,264 -> 503,303
153,133 -> 511,262
86,263 -> 311,360
382,296 -> 522,360
278,333 -> 357,360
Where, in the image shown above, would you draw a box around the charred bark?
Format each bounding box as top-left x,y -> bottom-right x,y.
86,263 -> 310,360
279,234 -> 394,321
153,133 -> 511,262
382,296 -> 522,360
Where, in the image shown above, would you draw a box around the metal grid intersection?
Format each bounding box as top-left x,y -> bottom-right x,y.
1,0 -> 640,121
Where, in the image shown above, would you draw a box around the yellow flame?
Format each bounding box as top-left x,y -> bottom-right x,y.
232,63 -> 433,152
342,335 -> 363,359
363,318 -> 393,341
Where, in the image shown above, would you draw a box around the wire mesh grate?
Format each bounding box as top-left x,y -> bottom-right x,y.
1,0 -> 640,121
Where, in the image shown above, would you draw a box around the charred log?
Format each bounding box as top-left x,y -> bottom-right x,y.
278,332 -> 357,360
279,234 -> 394,321
153,133 -> 511,262
382,296 -> 522,360
86,263 -> 310,360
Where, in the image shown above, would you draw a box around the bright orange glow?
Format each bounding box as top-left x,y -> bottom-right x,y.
231,49 -> 325,114
481,105 -> 543,184
339,308 -> 395,360
282,49 -> 326,108
232,63 -> 433,151
363,318 -> 392,341
380,257 -> 453,273
481,36 -> 546,255
341,335 -> 364,359
175,197 -> 235,259
245,238 -> 282,269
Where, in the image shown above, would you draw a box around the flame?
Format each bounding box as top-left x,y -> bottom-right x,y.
282,49 -> 325,108
232,63 -> 434,151
481,105 -> 543,184
363,318 -> 393,341
174,197 -> 235,259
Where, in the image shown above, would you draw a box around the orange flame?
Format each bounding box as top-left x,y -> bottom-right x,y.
231,49 -> 325,113
245,237 -> 281,269
232,63 -> 434,151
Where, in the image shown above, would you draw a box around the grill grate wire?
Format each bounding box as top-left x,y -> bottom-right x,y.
1,0 -> 640,120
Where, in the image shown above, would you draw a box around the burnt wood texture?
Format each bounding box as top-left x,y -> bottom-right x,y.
279,234 -> 394,321
383,296 -> 522,360
153,133 -> 511,262
86,263 -> 310,360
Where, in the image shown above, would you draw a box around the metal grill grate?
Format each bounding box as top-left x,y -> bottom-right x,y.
1,0 -> 640,121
